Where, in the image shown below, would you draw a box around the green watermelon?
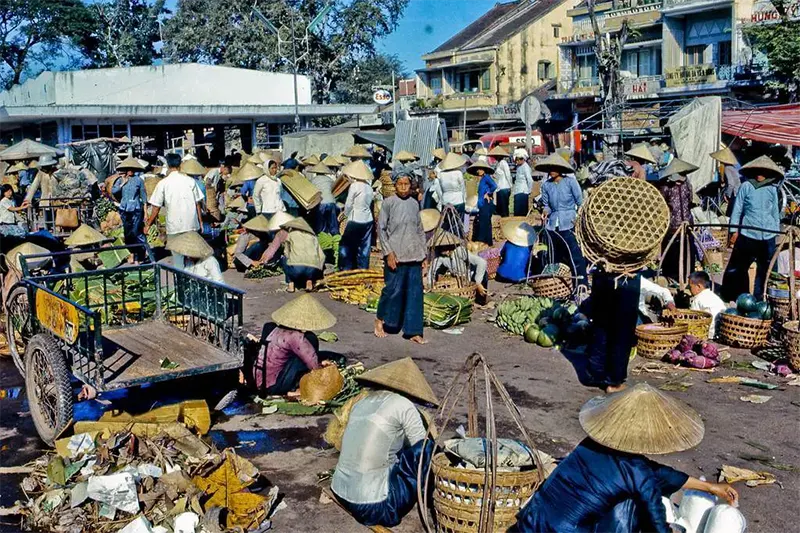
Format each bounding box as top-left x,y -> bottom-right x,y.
524,325 -> 540,344
572,313 -> 589,324
736,293 -> 758,314
724,307 -> 739,315
537,324 -> 560,347
754,301 -> 773,320
553,306 -> 572,324
537,316 -> 552,329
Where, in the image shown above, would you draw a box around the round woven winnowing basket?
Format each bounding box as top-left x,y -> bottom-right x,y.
784,321 -> 800,372
431,277 -> 477,302
576,212 -> 661,274
718,313 -> 772,349
662,309 -> 713,341
529,263 -> 573,300
431,453 -> 541,533
635,323 -> 689,360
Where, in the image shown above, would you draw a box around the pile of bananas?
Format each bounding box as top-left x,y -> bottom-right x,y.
496,296 -> 554,336
319,269 -> 385,306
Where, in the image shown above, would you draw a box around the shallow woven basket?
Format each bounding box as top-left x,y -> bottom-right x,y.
662,309 -> 713,341
635,323 -> 689,360
718,313 -> 772,349
432,277 -> 477,302
784,321 -> 800,372
529,264 -> 573,300
432,453 -> 540,533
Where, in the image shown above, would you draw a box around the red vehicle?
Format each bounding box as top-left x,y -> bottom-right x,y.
479,130 -> 547,155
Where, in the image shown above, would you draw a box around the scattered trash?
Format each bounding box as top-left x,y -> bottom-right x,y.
787,375 -> 800,386
119,516 -> 155,533
87,472 -> 140,514
159,357 -> 180,369
739,378 -> 778,390
738,454 -> 800,473
442,327 -> 465,335
739,394 -> 772,404
0,465 -> 35,475
719,464 -> 777,487
0,505 -> 22,516
751,360 -> 772,372
659,381 -> 693,392
318,331 -> 339,343
708,376 -> 744,384
752,359 -> 793,377
173,511 -> 199,533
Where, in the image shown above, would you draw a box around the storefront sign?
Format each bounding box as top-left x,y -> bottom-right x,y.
748,0 -> 800,22
488,104 -> 520,120
372,89 -> 393,105
665,64 -> 717,87
623,78 -> 661,98
35,290 -> 80,344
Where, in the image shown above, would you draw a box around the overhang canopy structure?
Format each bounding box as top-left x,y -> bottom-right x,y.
722,104 -> 800,147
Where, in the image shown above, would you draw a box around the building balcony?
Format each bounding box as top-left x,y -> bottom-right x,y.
440,92 -> 497,110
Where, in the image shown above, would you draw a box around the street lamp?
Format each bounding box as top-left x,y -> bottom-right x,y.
251,3 -> 333,132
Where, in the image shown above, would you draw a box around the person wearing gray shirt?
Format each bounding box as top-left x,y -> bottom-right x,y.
307,163 -> 339,234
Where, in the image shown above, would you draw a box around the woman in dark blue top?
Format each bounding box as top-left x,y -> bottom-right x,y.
471,161 -> 497,245
515,383 -> 738,533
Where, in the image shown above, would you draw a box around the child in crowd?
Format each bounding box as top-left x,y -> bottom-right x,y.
688,271 -> 727,339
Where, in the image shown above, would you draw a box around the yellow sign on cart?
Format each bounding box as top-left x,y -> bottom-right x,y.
35,290 -> 80,344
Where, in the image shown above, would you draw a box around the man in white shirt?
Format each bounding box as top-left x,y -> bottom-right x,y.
254,160 -> 285,216
490,147 -> 512,217
144,153 -> 204,269
689,271 -> 728,338
639,276 -> 676,323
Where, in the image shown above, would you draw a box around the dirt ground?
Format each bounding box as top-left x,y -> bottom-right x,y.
1,270 -> 798,533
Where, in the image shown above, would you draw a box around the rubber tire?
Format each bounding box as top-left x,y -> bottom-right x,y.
5,284 -> 30,376
25,334 -> 73,446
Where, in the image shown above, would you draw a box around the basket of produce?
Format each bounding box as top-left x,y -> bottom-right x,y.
635,323 -> 689,360
784,321 -> 800,372
478,246 -> 502,280
379,169 -> 395,198
431,452 -> 540,533
717,293 -> 773,348
661,309 -> 713,341
529,263 -> 573,300
496,296 -> 589,348
432,276 -> 477,302
318,269 -> 385,307
424,292 -> 473,329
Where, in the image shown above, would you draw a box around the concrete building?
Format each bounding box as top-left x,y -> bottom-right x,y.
415,0 -> 573,139
0,63 -> 374,154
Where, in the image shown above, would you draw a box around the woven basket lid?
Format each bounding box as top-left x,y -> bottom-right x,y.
267,212 -> 296,231
8,242 -> 51,270
299,366 -> 344,404
166,231 -> 213,259
660,158 -> 699,180
579,382 -> 705,455
440,153 -> 468,172
625,143 -> 657,164
306,163 -> 332,175
180,158 -> 206,176
342,145 -> 371,159
237,162 -> 265,181
64,224 -> 109,247
322,155 -> 343,168
429,230 -> 461,247
534,154 -> 575,175
432,148 -> 447,161
281,217 -> 315,234
357,357 -> 439,406
117,156 -> 145,171
243,215 -> 271,233
395,150 -> 419,162
227,196 -> 246,210
341,161 -> 373,182
740,155 -> 784,181
272,293 -> 337,331
488,146 -> 509,158
302,154 -> 321,166
710,146 -> 737,166
467,160 -> 494,175
420,209 -> 441,232
502,220 -> 538,247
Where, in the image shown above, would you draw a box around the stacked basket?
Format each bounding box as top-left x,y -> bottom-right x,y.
718,313 -> 772,349
784,321 -> 800,372
636,323 -> 689,360
530,263 -> 573,300
576,178 -> 670,274
662,309 -> 713,341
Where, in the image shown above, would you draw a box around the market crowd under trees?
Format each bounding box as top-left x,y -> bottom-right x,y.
0,0 -> 410,102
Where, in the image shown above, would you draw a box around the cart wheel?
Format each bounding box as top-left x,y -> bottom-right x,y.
5,284 -> 31,376
25,334 -> 73,446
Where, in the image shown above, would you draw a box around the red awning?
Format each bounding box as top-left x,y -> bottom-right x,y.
722,104 -> 800,147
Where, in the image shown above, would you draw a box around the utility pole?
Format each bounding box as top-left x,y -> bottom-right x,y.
391,71 -> 397,125
290,10 -> 300,131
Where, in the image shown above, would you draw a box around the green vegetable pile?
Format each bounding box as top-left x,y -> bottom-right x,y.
423,292 -> 473,329
244,263 -> 283,279
496,296 -> 590,348
318,232 -> 342,265
95,197 -> 116,220
724,293 -> 773,320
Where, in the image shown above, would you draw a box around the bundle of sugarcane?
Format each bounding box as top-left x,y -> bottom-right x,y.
319,269 -> 384,306
424,292 -> 473,329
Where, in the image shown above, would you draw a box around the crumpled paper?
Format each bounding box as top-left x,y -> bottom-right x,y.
119,516 -> 154,533
719,464 -> 777,487
740,394 -> 772,404
87,472 -> 139,514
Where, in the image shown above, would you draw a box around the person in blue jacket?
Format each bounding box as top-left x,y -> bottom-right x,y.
471,160 -> 497,245
514,383 -> 738,533
496,220 -> 537,283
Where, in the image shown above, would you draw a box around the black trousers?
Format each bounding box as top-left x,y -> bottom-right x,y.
722,235 -> 776,302
496,189 -> 511,217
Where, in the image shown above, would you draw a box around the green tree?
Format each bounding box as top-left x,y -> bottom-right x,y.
743,1 -> 800,100
0,0 -> 94,88
162,0 -> 409,102
82,0 -> 169,68
332,54 -> 407,104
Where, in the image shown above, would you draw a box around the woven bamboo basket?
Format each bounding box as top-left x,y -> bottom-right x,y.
431,453 -> 540,533
529,264 -> 573,300
635,323 -> 689,360
768,294 -> 795,323
478,247 -> 502,280
338,215 -> 348,236
369,251 -> 383,271
709,228 -> 729,247
661,309 -> 713,341
432,276 -> 477,302
784,321 -> 800,372
718,313 -> 772,349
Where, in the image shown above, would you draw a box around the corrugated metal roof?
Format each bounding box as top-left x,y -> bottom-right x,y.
430,2 -> 520,55
393,117 -> 449,162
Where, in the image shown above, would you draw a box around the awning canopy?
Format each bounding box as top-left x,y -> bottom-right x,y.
722,104 -> 800,147
0,138 -> 60,160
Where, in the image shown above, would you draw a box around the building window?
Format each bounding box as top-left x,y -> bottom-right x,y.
429,74 -> 442,95
553,25 -> 560,38
623,48 -> 659,77
454,69 -> 489,93
538,60 -> 553,80
576,54 -> 597,84
686,44 -> 707,66
718,41 -> 732,65
481,69 -> 491,91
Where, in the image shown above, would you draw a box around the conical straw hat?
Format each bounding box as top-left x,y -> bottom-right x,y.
243,215 -> 271,233
502,220 -> 538,247
534,154 -> 575,175
64,224 -> 109,247
166,231 -> 213,259
342,145 -> 371,159
341,161 -> 373,182
474,146 -> 488,156
247,153 -> 264,164
357,357 -> 439,406
625,143 -> 657,164
302,154 -> 321,166
8,242 -> 51,271
227,196 -> 246,211
272,293 -> 337,331
395,150 -> 419,162
322,155 -> 343,168
237,162 -> 264,181
117,156 -> 145,171
467,160 -> 494,175
660,158 -> 699,180
307,163 -> 333,175
488,146 -> 509,158
180,158 -> 206,176
267,212 -> 296,231
710,146 -> 737,166
420,209 -> 441,232
440,152 -> 468,172
6,162 -> 27,173
281,217 -> 315,234
579,382 -> 705,455
429,230 -> 461,247
740,155 -> 784,181
432,148 -> 447,161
